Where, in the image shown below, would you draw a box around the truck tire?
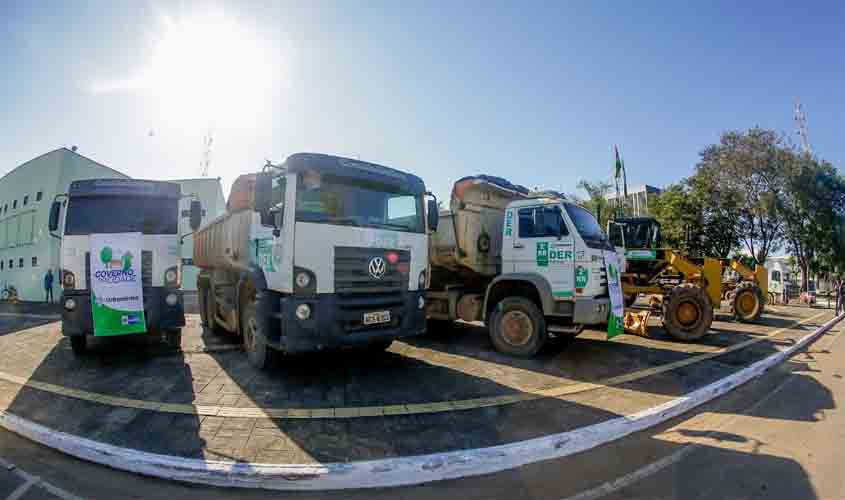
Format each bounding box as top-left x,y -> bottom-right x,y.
202,285 -> 225,335
662,284 -> 713,341
165,329 -> 182,351
240,298 -> 275,371
732,282 -> 765,323
198,281 -> 209,327
70,336 -> 87,356
488,297 -> 547,357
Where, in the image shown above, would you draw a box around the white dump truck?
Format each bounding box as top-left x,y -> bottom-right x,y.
427,176 -> 615,357
194,153 -> 437,370
48,179 -> 202,355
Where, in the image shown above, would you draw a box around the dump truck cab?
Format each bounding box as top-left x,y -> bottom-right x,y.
498,197 -> 611,321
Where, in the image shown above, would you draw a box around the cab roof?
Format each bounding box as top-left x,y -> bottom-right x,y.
284,153 -> 425,194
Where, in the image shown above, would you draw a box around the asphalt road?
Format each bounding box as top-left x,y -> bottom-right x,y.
0,315 -> 841,499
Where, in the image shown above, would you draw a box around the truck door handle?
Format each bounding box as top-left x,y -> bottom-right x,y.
513,243 -> 524,248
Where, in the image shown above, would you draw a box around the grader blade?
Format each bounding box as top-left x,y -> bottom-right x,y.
623,310 -> 652,337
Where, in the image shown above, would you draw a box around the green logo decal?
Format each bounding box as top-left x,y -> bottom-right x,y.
536,242 -> 549,267
504,209 -> 513,237
121,251 -> 133,272
575,266 -> 589,288
100,246 -> 113,266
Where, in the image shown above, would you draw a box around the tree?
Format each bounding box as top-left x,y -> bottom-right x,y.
575,180 -> 613,229
694,128 -> 786,264
779,153 -> 845,289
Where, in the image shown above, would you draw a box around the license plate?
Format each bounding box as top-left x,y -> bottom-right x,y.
363,311 -> 391,325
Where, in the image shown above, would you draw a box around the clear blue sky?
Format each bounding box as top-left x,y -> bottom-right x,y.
1,1 -> 842,200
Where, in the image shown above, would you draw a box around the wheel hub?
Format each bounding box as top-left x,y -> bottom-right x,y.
676,301 -> 700,326
245,316 -> 257,352
501,310 -> 533,347
737,292 -> 756,315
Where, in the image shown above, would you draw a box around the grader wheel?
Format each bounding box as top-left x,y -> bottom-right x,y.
732,282 -> 765,323
662,284 -> 713,341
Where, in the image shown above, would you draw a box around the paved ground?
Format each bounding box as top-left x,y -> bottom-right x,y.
0,306 -> 840,499
0,299 -> 834,466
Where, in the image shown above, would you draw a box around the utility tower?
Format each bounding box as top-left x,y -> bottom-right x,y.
794,98 -> 812,156
200,131 -> 213,177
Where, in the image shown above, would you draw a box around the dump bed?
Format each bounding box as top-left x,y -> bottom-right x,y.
430,176 -> 529,284
193,210 -> 256,271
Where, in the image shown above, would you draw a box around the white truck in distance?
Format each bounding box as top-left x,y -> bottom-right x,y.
427,176 -> 615,357
194,153 -> 438,370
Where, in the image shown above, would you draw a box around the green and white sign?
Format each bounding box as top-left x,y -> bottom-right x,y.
504,209 -> 513,237
626,249 -> 657,260
575,266 -> 589,288
604,250 -> 625,339
536,242 -> 574,267
90,233 -> 146,336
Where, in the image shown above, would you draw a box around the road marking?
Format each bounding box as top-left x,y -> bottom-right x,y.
0,314 -> 839,491
0,456 -> 83,500
561,323 -> 842,500
0,311 -> 830,419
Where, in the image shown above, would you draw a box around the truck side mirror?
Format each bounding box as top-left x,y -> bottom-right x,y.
48,201 -> 61,232
254,173 -> 273,214
189,200 -> 202,231
427,199 -> 439,232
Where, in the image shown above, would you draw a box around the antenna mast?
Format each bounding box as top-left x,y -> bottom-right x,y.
200,131 -> 213,177
794,98 -> 811,156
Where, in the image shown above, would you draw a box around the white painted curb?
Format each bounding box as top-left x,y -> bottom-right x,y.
1,313 -> 841,491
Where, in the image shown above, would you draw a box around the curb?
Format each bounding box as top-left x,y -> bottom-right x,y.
0,313 -> 841,491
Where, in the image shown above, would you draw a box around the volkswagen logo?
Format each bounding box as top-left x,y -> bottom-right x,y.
368,257 -> 386,279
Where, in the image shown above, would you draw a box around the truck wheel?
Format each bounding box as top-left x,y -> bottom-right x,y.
198,282 -> 209,327
241,299 -> 275,371
489,297 -> 547,357
662,284 -> 713,341
732,282 -> 765,323
203,286 -> 224,335
624,292 -> 638,308
165,329 -> 182,351
70,336 -> 87,356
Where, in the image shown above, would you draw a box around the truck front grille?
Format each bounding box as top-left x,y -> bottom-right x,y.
334,247 -> 409,295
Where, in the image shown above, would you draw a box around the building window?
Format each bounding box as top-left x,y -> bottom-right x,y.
18,258 -> 23,268
7,259 -> 12,269
1,261 -> 3,270
31,256 -> 37,267
23,195 -> 28,206
3,204 -> 6,214
12,200 -> 16,209
36,191 -> 43,202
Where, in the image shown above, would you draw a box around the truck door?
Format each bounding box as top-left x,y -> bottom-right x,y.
512,205 -> 575,299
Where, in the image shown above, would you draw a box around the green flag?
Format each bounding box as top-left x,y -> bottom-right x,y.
614,146 -> 623,179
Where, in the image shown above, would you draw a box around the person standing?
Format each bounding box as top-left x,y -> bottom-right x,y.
836,278 -> 844,316
44,269 -> 54,304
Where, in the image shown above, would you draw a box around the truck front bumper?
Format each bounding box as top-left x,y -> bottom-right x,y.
61,288 -> 185,337
572,296 -> 611,325
270,290 -> 427,353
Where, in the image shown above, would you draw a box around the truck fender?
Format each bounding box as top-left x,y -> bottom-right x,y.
483,273 -> 556,320
234,265 -> 269,334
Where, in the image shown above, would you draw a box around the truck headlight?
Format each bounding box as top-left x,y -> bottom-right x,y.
295,303 -> 311,321
165,293 -> 179,306
62,270 -> 75,289
164,267 -> 178,287
418,271 -> 427,290
295,271 -> 311,289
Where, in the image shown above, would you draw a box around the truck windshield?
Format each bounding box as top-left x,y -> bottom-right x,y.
295,173 -> 424,233
65,196 -> 179,235
564,204 -> 612,250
